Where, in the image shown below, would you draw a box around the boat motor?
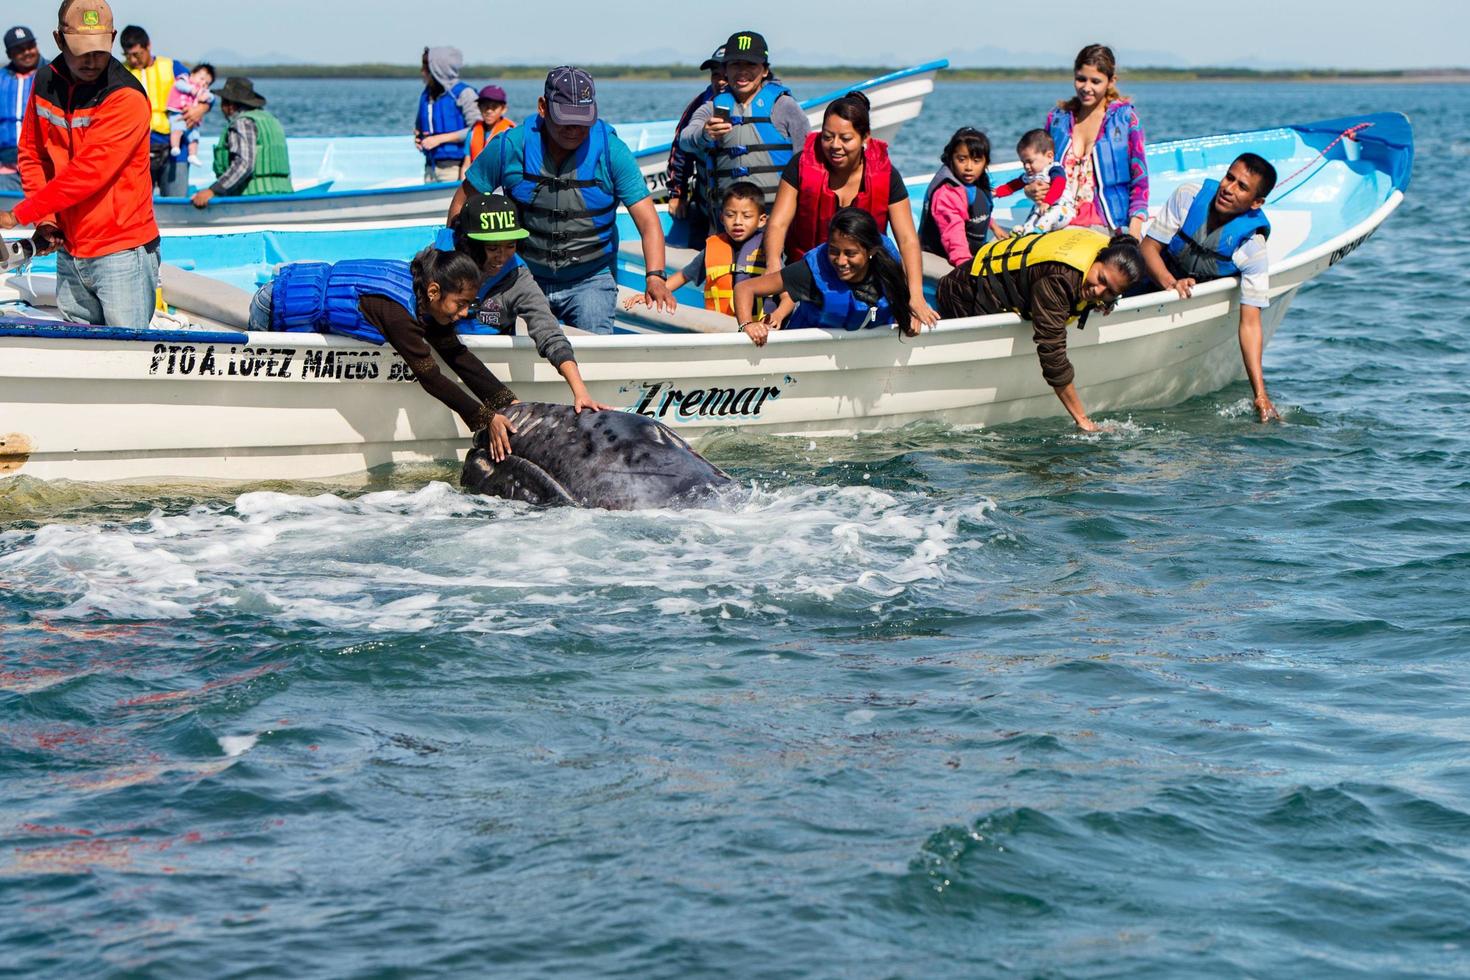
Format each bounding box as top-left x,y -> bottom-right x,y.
1,236 -> 36,272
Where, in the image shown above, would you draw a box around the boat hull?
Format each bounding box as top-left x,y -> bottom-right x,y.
0,222 -> 1355,484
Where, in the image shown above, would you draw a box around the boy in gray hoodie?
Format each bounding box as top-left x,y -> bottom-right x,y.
417,46 -> 480,182
452,193 -> 612,413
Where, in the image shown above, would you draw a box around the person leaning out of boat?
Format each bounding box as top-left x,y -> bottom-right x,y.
733,206 -> 920,347
448,191 -> 610,413
448,66 -> 675,335
121,24 -> 201,198
190,77 -> 291,209
1,25 -> 46,193
247,247 -> 523,460
416,46 -> 477,184
1038,44 -> 1148,237
935,227 -> 1145,431
918,126 -> 998,270
1,0 -> 161,329
676,31 -> 808,215
662,43 -> 726,246
762,91 -> 940,328
457,84 -> 516,181
1141,153 -> 1281,422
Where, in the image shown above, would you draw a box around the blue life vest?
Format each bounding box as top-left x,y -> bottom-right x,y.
417,81 -> 474,164
459,254 -> 527,335
0,64 -> 41,162
787,237 -> 900,331
1165,178 -> 1271,281
508,117 -> 618,281
708,79 -> 795,209
270,259 -> 417,345
1047,102 -> 1136,230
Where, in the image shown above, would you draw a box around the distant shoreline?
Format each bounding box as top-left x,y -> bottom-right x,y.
210,63 -> 1470,84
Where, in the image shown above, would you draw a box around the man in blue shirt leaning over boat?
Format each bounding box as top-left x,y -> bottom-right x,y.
1140,153 -> 1280,422
447,66 -> 675,335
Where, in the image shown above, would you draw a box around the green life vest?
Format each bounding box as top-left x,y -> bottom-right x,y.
213,109 -> 293,196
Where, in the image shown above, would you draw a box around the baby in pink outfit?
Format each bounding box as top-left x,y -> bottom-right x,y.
167,63 -> 215,164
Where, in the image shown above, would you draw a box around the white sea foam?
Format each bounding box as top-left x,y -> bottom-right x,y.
0,481 -> 996,632
218,734 -> 258,757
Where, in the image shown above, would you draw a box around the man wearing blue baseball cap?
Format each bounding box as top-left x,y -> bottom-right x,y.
448,66 -> 675,334
1,25 -> 45,192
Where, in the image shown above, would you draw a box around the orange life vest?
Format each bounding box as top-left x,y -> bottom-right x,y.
467,117 -> 517,164
703,231 -> 767,315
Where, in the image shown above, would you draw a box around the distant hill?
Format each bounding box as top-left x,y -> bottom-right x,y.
210,63 -> 1470,83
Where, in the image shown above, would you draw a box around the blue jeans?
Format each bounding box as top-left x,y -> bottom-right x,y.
248,281 -> 274,331
0,170 -> 20,192
55,243 -> 160,328
539,270 -> 618,335
150,143 -> 190,198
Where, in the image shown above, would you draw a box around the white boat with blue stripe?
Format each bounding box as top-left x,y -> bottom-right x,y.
0,113 -> 1413,483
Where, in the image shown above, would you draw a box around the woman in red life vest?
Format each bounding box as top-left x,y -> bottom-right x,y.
761,91 -> 938,328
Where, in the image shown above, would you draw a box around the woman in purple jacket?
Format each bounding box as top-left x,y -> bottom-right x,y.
1042,44 -> 1149,238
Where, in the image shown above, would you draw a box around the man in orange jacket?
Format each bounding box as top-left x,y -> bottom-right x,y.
0,0 -> 160,328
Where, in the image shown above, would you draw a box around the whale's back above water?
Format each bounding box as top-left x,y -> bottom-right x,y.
460,403 -> 737,510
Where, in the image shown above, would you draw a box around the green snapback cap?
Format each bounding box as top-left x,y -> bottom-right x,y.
458,192 -> 530,242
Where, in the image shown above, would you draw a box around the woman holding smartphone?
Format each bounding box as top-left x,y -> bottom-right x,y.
675,30 -> 809,218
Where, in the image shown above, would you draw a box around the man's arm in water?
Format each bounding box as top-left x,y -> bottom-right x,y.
1238,304 -> 1278,422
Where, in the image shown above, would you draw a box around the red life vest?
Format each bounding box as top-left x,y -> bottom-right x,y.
788,131 -> 892,262
467,117 -> 517,164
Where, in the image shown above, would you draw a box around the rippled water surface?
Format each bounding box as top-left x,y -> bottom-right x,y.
4,81 -> 1469,978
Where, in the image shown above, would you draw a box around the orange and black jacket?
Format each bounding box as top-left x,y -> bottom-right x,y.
13,56 -> 157,259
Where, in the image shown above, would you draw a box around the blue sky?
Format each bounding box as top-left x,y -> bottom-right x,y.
7,0 -> 1465,70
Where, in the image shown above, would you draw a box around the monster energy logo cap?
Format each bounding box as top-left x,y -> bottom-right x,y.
720,31 -> 769,65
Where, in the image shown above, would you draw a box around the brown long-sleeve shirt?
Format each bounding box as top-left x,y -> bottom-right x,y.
936,262 -> 1087,389
360,295 -> 516,429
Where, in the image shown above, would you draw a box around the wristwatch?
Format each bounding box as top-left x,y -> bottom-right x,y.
646,269 -> 668,280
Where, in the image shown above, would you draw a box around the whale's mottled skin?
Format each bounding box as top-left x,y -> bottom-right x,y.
460,403 -> 737,510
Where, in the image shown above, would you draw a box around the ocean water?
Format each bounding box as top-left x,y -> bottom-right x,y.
4,81 -> 1469,978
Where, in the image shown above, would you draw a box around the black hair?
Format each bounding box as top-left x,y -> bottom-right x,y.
823,90 -> 871,139
1017,128 -> 1055,156
192,63 -> 215,79
1234,152 -> 1278,199
1096,231 -> 1144,287
940,127 -> 992,196
721,180 -> 766,214
409,246 -> 482,322
826,206 -> 911,330
119,25 -> 149,50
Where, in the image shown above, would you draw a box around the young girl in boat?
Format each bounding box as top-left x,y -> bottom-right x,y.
248,245 -> 523,458
918,126 -> 999,269
731,206 -> 920,347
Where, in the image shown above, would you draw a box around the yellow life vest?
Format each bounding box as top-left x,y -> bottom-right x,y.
703,232 -> 766,316
129,55 -> 178,136
968,227 -> 1109,322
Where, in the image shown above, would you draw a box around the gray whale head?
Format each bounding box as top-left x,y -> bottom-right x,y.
460,402 -> 738,510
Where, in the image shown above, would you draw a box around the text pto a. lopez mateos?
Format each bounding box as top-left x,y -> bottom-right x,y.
148,343 -> 421,382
